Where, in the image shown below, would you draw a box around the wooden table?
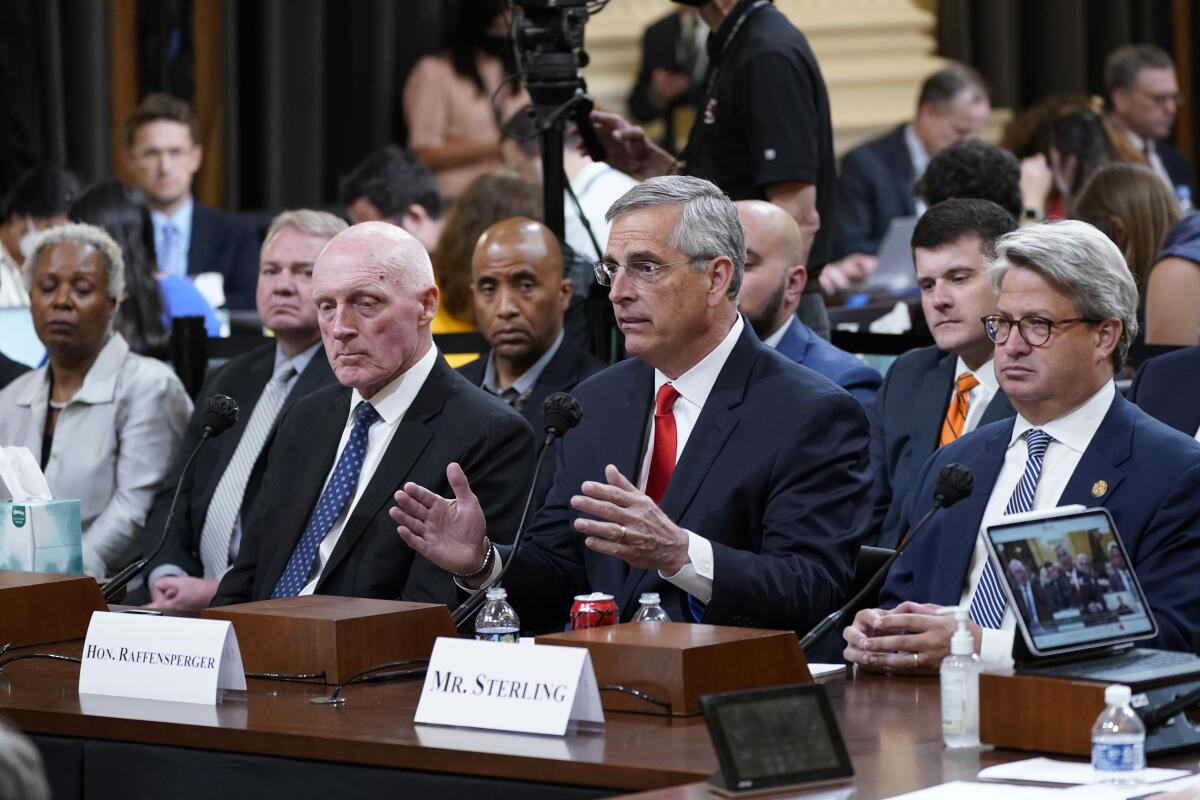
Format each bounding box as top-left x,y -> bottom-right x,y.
0,641 -> 1195,799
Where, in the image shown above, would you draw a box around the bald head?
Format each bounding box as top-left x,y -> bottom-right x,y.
471,217 -> 572,384
312,220 -> 439,399
735,200 -> 808,340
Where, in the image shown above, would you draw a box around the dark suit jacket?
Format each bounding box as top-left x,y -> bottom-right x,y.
833,124 -> 916,259
1157,139 -> 1196,197
1012,580 -> 1053,628
868,346 -> 1016,549
0,352 -> 29,390
502,322 -> 874,634
1129,345 -> 1200,437
211,357 -> 536,607
775,317 -> 881,410
881,394 -> 1200,654
188,203 -> 260,311
141,343 -> 337,583
627,12 -> 704,153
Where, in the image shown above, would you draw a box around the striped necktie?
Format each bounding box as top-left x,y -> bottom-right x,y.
969,429 -> 1053,628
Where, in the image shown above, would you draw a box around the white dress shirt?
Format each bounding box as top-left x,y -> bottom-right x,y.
640,315 -> 745,604
0,248 -> 29,307
297,345 -> 438,595
903,123 -> 932,215
958,381 -> 1116,666
956,356 -> 999,436
1121,129 -> 1177,193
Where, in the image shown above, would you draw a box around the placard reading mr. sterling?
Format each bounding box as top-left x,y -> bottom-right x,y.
415,638 -> 604,736
78,611 -> 246,705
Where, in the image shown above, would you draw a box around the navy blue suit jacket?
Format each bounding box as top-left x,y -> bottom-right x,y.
188,203 -> 260,311
775,316 -> 881,410
869,346 -> 1016,548
502,321 -> 874,633
1157,140 -> 1196,197
833,124 -> 916,259
1129,346 -> 1200,437
881,393 -> 1200,654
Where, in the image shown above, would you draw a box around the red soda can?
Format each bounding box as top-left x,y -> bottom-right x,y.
570,592 -> 619,629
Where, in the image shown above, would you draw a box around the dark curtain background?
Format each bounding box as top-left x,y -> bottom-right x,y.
937,0 -> 1195,165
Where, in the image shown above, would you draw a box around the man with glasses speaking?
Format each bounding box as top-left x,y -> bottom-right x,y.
844,221 -> 1200,675
391,176 -> 873,633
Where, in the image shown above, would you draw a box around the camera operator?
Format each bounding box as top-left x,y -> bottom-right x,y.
591,0 -> 837,339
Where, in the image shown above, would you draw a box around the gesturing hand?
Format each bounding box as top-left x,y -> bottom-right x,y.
570,464 -> 691,574
588,111 -> 674,177
390,462 -> 488,576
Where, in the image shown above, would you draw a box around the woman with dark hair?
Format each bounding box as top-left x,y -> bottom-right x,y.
69,181 -> 218,358
403,0 -> 529,199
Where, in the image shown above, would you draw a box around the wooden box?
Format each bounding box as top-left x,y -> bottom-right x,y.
537,622 -> 811,716
203,596 -> 458,683
0,570 -> 106,648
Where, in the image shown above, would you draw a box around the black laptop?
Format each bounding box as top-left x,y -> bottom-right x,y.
983,506 -> 1200,684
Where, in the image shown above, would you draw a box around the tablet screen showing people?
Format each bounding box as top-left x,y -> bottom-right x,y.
987,509 -> 1155,653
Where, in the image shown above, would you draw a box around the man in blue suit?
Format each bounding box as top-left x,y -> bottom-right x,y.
1129,346 -> 1200,438
845,221 -> 1200,674
825,63 -> 990,290
870,199 -> 1017,548
392,176 -> 874,633
736,200 -> 880,409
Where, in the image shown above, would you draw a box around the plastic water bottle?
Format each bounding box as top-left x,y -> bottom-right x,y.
631,592 -> 670,622
940,606 -> 981,748
1177,185 -> 1194,213
1092,684 -> 1146,783
474,586 -> 520,643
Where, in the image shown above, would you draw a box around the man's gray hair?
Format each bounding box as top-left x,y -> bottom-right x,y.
23,222 -> 127,302
0,720 -> 50,800
261,209 -> 349,259
990,220 -> 1139,371
605,175 -> 744,300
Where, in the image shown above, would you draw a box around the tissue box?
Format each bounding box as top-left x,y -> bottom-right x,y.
0,500 -> 83,574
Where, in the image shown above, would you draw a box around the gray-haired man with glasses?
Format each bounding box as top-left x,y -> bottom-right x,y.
391,175 -> 873,635
845,219 -> 1200,676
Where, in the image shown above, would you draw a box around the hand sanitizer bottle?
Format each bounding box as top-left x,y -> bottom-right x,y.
941,606 -> 982,748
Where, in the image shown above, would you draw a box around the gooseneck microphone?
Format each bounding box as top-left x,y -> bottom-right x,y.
798,464 -> 975,652
101,394 -> 239,602
450,392 -> 583,629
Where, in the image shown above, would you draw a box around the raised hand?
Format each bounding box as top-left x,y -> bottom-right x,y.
588,111 -> 675,178
390,462 -> 488,575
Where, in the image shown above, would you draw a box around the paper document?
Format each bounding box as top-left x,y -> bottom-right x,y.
979,758 -> 1190,786
885,780 -> 1064,799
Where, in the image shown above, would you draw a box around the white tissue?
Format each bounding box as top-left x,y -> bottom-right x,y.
0,446 -> 54,502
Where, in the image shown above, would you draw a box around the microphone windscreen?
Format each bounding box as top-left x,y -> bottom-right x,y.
541,392 -> 583,438
933,463 -> 974,508
201,394 -> 239,437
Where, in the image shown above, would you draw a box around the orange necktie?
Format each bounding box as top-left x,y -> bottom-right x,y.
939,372 -> 979,447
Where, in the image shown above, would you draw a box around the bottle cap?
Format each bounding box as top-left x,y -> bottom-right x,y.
639,592 -> 661,605
949,606 -> 973,656
485,586 -> 508,600
1105,684 -> 1132,706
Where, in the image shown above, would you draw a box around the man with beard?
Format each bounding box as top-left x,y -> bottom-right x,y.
735,200 -> 880,409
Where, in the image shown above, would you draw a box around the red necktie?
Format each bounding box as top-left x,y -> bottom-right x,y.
644,384 -> 680,504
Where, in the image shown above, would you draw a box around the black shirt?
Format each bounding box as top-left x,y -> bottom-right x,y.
682,0 -> 837,280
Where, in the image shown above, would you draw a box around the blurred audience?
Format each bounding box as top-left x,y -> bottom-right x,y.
914,139 -> 1023,220
0,353 -> 28,389
70,181 -> 220,359
339,145 -> 444,253
829,63 -> 990,289
0,164 -> 80,307
403,0 -> 529,199
0,719 -> 49,800
626,7 -> 707,155
124,93 -> 259,310
0,223 -> 191,579
1104,43 -> 1194,204
1130,344 -> 1200,436
1143,210 -> 1200,345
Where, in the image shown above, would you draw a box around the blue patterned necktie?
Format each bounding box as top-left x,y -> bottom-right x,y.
271,401 -> 380,598
969,428 -> 1053,628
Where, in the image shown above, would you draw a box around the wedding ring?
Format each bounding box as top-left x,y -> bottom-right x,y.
913,652 -> 920,668
616,526 -> 627,544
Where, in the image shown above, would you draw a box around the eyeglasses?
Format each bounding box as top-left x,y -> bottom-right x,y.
981,314 -> 1095,347
593,258 -> 704,287
1136,89 -> 1184,108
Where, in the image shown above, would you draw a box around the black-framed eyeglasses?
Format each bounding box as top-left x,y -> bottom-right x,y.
593,258 -> 705,287
981,314 -> 1095,347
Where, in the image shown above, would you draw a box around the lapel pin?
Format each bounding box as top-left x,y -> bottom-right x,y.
1091,480 -> 1108,498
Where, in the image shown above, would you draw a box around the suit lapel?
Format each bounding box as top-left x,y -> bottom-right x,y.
259,387 -> 350,593
314,359 -> 451,590
187,203 -> 210,278
208,346 -> 274,487
981,389 -> 1016,426
775,317 -> 810,364
912,353 -> 956,456
1057,395 -> 1131,508
617,326 -> 755,612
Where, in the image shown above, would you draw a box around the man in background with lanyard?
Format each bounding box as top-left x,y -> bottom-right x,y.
593,0 -> 839,339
